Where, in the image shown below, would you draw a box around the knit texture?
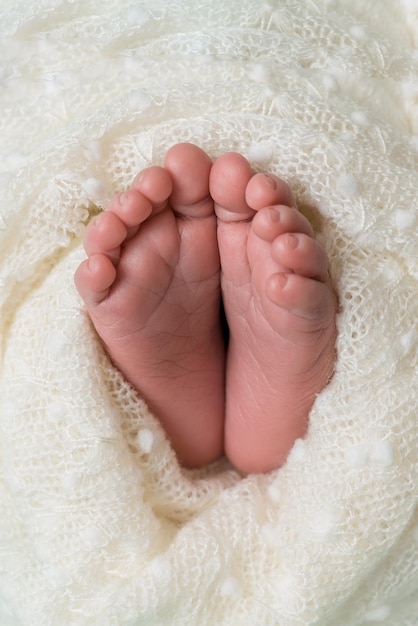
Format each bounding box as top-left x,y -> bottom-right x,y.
1,1 -> 417,624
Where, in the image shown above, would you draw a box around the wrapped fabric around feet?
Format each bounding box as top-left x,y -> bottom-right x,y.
0,0 -> 418,624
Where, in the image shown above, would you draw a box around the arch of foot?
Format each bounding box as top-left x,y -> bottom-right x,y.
1,0 -> 417,625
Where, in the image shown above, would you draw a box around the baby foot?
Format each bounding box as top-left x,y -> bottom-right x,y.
210,153 -> 337,473
75,144 -> 225,467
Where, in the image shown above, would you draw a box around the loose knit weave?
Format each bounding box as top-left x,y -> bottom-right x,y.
1,1 -> 418,625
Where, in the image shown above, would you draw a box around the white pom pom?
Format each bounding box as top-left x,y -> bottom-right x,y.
322,73 -> 339,93
45,331 -> 67,358
44,566 -> 72,589
337,174 -> 359,197
137,429 -> 154,454
344,443 -> 369,467
126,89 -> 152,112
364,605 -> 391,622
48,401 -> 66,421
350,110 -> 370,126
220,577 -> 242,598
124,5 -> 150,26
394,208 -> 416,230
83,177 -> 106,201
248,141 -> 274,165
247,63 -> 272,83
349,25 -> 367,40
370,441 -> 394,466
400,329 -> 416,355
81,525 -> 107,549
149,556 -> 172,584
287,438 -> 307,463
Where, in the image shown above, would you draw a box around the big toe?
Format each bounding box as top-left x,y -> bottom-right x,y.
209,152 -> 254,222
163,143 -> 213,218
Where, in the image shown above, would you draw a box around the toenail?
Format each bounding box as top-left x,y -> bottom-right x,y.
287,233 -> 298,249
267,206 -> 281,222
262,174 -> 277,189
119,192 -> 128,205
276,273 -> 288,288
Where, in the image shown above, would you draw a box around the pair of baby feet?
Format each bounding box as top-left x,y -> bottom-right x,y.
74,144 -> 336,474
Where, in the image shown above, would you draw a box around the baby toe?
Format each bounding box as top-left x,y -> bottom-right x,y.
251,204 -> 314,242
83,211 -> 127,259
164,143 -> 213,218
266,273 -> 334,329
74,254 -> 117,307
245,173 -> 297,212
210,152 -> 255,222
272,233 -> 329,281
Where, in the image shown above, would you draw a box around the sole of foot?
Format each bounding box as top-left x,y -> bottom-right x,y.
75,144 -> 225,467
210,152 -> 337,474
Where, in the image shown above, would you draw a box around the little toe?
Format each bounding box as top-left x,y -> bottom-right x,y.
74,254 -> 117,307
210,152 -> 255,222
266,272 -> 335,329
164,143 -> 213,218
272,233 -> 329,281
84,211 -> 127,261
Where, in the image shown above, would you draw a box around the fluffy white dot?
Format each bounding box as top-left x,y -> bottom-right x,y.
364,605 -> 391,622
137,429 -> 154,454
267,481 -> 282,504
350,110 -> 370,126
126,89 -> 152,112
248,141 -> 274,165
82,139 -> 104,163
41,71 -> 64,96
380,258 -> 403,282
5,150 -> 26,170
349,25 -> 367,40
400,329 -> 416,355
189,34 -> 211,54
344,443 -> 369,467
220,577 -> 242,598
45,331 -> 67,358
287,438 -> 307,463
0,172 -> 12,189
83,177 -> 106,201
81,525 -> 107,549
261,523 -> 278,545
149,556 -> 172,584
394,208 -> 416,230
124,5 -> 150,26
48,401 -> 67,421
247,62 -> 272,83
410,135 -> 418,151
337,174 -> 359,197
370,441 -> 394,466
273,570 -> 299,600
2,401 -> 15,420
61,472 -> 81,493
310,508 -> 338,542
44,565 -> 72,588
322,73 -> 339,93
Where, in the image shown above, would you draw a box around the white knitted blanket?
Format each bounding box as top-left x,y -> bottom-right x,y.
1,1 -> 418,624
